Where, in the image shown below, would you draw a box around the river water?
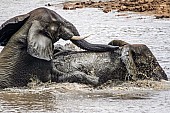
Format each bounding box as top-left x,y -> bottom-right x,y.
0,0 -> 170,113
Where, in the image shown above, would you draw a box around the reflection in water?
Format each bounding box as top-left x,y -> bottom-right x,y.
0,81 -> 170,113
0,0 -> 170,113
1,88 -> 149,112
0,90 -> 57,112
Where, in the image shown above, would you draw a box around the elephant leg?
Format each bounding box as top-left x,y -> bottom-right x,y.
51,63 -> 99,85
58,71 -> 99,86
120,45 -> 138,81
51,62 -> 65,82
53,44 -> 74,57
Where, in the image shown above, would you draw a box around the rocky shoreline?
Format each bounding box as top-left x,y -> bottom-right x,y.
62,0 -> 170,18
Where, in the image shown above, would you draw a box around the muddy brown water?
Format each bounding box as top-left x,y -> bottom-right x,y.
0,0 -> 170,113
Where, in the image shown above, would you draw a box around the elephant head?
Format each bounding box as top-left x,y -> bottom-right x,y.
0,7 -> 118,61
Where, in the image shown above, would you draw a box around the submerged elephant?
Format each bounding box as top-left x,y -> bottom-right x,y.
52,40 -> 168,85
0,7 -> 119,88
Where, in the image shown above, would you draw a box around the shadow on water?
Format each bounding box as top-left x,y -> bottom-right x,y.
82,91 -> 152,100
0,90 -> 57,112
0,0 -> 170,113
0,85 -> 153,112
0,80 -> 170,112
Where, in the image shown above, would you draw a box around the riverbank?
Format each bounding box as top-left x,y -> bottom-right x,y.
0,0 -> 170,112
62,0 -> 170,18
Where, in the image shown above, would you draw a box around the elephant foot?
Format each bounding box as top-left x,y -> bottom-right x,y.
58,71 -> 99,86
121,45 -> 138,81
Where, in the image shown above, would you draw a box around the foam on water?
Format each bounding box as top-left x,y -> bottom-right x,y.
0,0 -> 170,113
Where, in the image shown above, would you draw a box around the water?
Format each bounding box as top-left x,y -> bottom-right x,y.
0,0 -> 170,112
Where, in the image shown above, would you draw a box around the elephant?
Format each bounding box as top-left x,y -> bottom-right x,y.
51,40 -> 168,86
0,7 -> 119,89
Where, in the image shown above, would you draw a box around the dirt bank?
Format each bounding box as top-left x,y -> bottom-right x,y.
62,0 -> 170,18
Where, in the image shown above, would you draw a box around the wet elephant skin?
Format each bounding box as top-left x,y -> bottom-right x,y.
0,7 -> 119,88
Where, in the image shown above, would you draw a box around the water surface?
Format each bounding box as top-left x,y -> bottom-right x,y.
0,0 -> 170,113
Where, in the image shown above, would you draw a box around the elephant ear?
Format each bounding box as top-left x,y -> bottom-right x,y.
0,14 -> 30,46
27,20 -> 53,61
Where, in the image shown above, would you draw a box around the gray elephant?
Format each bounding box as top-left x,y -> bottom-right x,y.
52,40 -> 168,85
0,7 -> 119,88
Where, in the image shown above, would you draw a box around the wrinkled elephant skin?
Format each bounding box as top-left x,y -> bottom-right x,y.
0,8 -> 119,89
52,40 -> 167,85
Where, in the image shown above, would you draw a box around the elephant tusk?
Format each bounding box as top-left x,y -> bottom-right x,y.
71,34 -> 91,40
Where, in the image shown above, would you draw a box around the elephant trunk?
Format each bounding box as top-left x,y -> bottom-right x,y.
71,39 -> 119,52
62,21 -> 119,52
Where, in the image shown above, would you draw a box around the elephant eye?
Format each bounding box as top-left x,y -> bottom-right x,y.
42,30 -> 51,38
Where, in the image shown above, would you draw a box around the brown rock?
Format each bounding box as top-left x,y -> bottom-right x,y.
120,5 -> 127,11
63,3 -> 76,10
62,0 -> 170,18
103,6 -> 112,13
